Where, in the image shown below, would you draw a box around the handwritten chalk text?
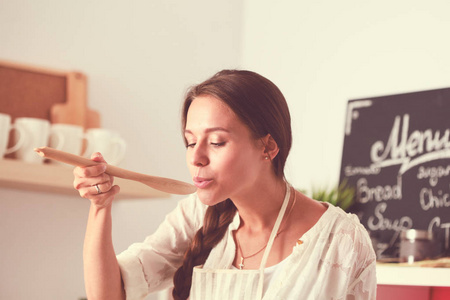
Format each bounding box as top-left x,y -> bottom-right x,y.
370,114 -> 450,174
420,188 -> 450,211
367,202 -> 412,232
417,165 -> 450,186
357,177 -> 402,203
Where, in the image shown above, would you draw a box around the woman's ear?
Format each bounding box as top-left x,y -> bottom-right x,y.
261,134 -> 279,161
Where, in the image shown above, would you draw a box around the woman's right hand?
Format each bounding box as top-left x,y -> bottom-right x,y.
73,152 -> 120,208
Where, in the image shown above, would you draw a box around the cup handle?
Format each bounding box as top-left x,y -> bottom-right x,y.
50,129 -> 65,151
80,133 -> 90,157
5,124 -> 25,154
109,137 -> 127,165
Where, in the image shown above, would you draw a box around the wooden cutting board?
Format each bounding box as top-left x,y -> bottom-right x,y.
50,71 -> 100,128
0,60 -> 100,158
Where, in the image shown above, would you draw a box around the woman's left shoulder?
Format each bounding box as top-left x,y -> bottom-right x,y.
325,204 -> 375,254
321,202 -> 362,229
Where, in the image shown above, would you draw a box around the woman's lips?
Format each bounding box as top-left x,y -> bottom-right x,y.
193,176 -> 213,189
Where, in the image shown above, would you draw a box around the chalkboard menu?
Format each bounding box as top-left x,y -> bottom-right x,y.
339,88 -> 450,258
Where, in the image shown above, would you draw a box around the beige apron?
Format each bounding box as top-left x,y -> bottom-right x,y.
190,185 -> 291,300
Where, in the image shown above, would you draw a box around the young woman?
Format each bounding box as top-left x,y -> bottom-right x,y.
74,70 -> 377,300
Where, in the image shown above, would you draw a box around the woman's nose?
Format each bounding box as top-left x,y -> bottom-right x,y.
190,144 -> 209,167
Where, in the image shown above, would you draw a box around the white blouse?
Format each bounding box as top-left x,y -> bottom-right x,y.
230,255 -> 289,295
117,193 -> 377,299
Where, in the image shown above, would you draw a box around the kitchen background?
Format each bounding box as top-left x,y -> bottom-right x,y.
1,1 -> 449,299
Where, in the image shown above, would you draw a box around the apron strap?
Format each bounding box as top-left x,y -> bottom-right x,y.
256,182 -> 291,299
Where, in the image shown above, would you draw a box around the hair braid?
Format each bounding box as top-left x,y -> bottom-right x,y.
172,199 -> 237,300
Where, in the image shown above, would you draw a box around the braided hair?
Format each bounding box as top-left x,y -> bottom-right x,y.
172,199 -> 236,299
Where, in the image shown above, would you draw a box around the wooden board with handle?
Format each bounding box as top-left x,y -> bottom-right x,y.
0,59 -> 99,129
50,71 -> 100,128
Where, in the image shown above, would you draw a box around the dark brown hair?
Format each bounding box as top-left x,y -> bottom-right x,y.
172,70 -> 292,299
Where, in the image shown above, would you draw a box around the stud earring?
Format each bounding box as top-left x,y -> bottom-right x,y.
265,156 -> 269,160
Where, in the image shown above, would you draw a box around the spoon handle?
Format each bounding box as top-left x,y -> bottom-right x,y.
34,147 -> 196,195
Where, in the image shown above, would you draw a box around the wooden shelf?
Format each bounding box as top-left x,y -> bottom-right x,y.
0,159 -> 169,199
377,264 -> 450,287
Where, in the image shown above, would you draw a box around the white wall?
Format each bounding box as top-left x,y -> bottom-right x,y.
0,1 -> 243,299
241,0 -> 450,191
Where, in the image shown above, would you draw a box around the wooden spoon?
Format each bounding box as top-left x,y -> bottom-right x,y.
34,147 -> 196,195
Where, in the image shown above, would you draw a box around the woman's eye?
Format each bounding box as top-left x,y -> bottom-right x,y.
186,143 -> 196,148
211,142 -> 226,147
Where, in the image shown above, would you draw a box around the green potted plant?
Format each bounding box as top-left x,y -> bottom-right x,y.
301,180 -> 355,211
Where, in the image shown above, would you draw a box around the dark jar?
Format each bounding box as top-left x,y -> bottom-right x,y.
399,229 -> 434,263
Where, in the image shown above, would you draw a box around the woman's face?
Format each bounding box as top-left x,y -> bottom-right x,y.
184,95 -> 266,206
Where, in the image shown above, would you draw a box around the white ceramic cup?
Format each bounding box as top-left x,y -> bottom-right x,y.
0,113 -> 24,158
83,128 -> 126,165
13,117 -> 51,163
49,124 -> 85,166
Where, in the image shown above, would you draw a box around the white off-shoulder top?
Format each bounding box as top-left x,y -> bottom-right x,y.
117,193 -> 377,300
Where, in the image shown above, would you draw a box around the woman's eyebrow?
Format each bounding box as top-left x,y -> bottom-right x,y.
184,127 -> 230,135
